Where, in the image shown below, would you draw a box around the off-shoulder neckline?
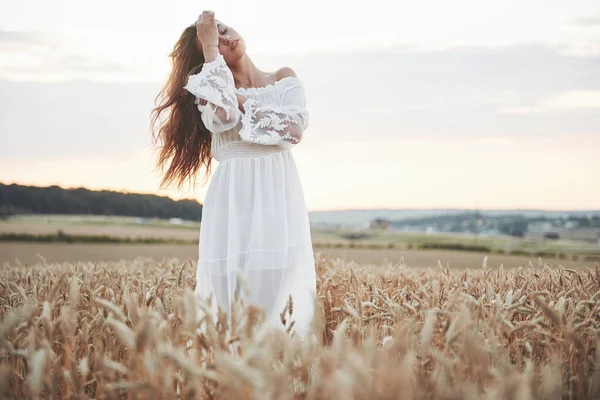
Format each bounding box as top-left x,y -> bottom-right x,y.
235,76 -> 300,95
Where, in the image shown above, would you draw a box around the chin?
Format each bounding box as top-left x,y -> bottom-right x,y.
234,41 -> 247,56
225,45 -> 246,64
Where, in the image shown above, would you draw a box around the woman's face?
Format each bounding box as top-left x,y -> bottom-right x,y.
215,21 -> 246,63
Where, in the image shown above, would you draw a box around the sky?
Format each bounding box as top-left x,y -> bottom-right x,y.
0,0 -> 599,211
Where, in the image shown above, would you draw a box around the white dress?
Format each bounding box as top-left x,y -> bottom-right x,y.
183,54 -> 316,336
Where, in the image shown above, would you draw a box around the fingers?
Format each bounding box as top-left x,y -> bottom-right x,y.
204,10 -> 215,24
198,10 -> 215,25
199,98 -> 208,106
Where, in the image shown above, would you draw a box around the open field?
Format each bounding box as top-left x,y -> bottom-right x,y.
1,254 -> 599,398
2,215 -> 598,269
0,220 -> 200,241
1,242 -> 597,270
2,216 -> 599,265
2,214 -> 201,230
315,227 -> 600,256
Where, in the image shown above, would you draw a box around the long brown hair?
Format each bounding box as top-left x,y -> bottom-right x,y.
150,24 -> 212,191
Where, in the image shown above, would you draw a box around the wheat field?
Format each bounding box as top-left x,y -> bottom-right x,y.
1,254 -> 599,399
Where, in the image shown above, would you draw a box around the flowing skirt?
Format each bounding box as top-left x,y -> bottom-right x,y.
194,149 -> 316,335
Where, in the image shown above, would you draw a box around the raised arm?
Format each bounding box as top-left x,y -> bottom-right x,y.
183,11 -> 240,134
184,54 -> 241,134
237,73 -> 309,148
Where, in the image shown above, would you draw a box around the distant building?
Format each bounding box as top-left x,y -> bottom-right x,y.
564,221 -> 578,229
369,218 -> 390,230
528,221 -> 554,232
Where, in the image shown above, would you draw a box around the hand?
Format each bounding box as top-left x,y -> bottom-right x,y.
196,95 -> 246,110
196,11 -> 219,48
236,94 -> 247,111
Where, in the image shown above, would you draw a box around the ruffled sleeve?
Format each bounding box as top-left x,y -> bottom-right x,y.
183,54 -> 241,134
238,78 -> 309,148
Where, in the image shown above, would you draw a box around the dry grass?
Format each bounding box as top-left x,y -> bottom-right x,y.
1,254 -> 599,399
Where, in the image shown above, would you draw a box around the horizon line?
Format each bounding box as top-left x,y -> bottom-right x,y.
3,181 -> 599,214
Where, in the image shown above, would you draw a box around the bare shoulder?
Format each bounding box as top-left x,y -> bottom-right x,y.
275,67 -> 297,80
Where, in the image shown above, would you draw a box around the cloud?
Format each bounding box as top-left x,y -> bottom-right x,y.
1,43 -> 599,163
500,91 -> 600,114
1,54 -> 133,76
0,30 -> 135,79
0,30 -> 48,45
283,44 -> 600,139
570,17 -> 600,26
0,79 -> 162,159
359,106 -> 400,115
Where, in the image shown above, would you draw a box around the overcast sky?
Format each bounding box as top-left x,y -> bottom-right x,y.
1,0 -> 599,210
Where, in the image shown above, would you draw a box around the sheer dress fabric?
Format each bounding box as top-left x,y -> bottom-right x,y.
183,54 -> 316,336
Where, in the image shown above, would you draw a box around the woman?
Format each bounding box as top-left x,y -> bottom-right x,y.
151,11 -> 316,336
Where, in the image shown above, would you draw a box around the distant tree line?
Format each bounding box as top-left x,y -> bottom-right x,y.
0,183 -> 203,221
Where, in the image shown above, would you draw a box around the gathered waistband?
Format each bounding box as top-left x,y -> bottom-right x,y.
215,141 -> 289,161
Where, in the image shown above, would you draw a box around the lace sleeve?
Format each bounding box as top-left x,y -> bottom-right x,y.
183,54 -> 240,134
238,79 -> 309,148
